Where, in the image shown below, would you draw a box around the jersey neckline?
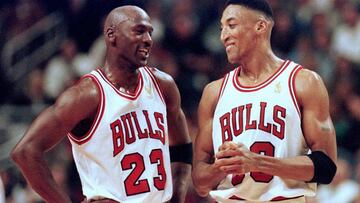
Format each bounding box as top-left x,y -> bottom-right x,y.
96,68 -> 144,100
233,60 -> 290,92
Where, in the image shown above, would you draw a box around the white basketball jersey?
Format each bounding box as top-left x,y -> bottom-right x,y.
210,60 -> 316,202
67,67 -> 172,203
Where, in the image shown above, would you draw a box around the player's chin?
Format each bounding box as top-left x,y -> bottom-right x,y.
136,58 -> 148,67
227,54 -> 239,64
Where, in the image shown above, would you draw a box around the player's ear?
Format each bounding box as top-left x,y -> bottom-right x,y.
255,18 -> 268,34
106,26 -> 116,45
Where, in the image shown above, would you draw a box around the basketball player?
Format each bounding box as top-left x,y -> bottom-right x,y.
11,6 -> 192,203
192,0 -> 337,202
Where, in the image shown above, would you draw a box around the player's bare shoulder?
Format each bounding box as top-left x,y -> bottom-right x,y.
294,68 -> 328,106
54,76 -> 101,122
144,67 -> 182,111
145,67 -> 175,86
203,78 -> 223,99
295,68 -> 322,90
75,76 -> 100,98
60,76 -> 99,106
199,78 -> 224,115
144,66 -> 178,100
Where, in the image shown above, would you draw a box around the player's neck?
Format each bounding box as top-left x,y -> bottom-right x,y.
103,64 -> 140,93
238,53 -> 283,85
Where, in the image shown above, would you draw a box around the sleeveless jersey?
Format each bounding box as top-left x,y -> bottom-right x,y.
210,60 -> 316,202
67,67 -> 172,203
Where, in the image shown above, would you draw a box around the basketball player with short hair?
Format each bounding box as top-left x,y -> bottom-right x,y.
11,6 -> 192,203
192,0 -> 337,202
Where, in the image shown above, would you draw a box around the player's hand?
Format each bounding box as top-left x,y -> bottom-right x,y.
214,141 -> 257,175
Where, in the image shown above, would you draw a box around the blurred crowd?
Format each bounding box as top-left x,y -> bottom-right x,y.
0,0 -> 360,202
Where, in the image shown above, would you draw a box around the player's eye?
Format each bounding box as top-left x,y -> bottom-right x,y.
135,29 -> 145,35
229,24 -> 236,29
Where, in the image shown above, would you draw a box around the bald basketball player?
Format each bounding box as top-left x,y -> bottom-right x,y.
12,6 -> 192,203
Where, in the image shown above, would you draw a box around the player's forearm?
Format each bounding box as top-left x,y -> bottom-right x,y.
170,162 -> 191,203
11,146 -> 71,203
192,161 -> 227,196
254,154 -> 314,181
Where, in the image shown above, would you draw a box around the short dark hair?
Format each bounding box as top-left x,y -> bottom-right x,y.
226,0 -> 273,19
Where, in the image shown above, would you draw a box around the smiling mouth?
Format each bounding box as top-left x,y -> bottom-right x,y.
225,44 -> 235,51
138,49 -> 149,57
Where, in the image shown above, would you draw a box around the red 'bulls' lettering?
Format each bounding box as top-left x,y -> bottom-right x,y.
220,102 -> 286,143
111,110 -> 165,156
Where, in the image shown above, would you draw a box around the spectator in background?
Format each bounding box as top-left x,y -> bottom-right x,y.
310,13 -> 335,86
3,0 -> 46,39
271,8 -> 299,57
288,35 -> 318,71
295,0 -> 315,27
43,38 -> 92,102
343,91 -> 360,153
144,1 -> 165,43
331,1 -> 360,64
163,0 -> 200,54
26,68 -> 45,104
87,35 -> 106,69
330,57 -> 360,153
328,0 -> 349,27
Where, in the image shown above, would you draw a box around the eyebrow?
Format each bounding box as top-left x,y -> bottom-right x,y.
226,17 -> 237,22
133,24 -> 154,31
221,17 -> 237,25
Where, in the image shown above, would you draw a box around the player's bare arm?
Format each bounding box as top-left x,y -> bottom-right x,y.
11,78 -> 100,203
296,69 -> 337,160
150,68 -> 192,203
215,69 -> 337,183
192,79 -> 229,197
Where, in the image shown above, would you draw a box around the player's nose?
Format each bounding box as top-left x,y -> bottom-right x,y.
143,31 -> 153,47
220,27 -> 230,45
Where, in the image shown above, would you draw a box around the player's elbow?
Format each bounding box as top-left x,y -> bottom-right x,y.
196,188 -> 210,197
11,143 -> 36,166
193,183 -> 210,197
191,175 -> 210,197
11,145 -> 25,165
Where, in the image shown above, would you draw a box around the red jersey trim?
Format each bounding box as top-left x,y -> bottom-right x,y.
289,65 -> 302,118
233,60 -> 290,92
96,69 -> 143,100
218,73 -> 230,100
143,66 -> 166,104
228,195 -> 304,201
67,74 -> 105,145
271,195 -> 304,201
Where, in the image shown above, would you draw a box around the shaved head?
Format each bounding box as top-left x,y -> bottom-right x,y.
104,6 -> 150,32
